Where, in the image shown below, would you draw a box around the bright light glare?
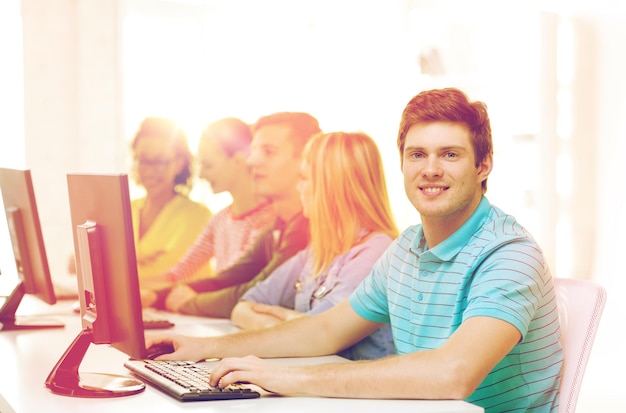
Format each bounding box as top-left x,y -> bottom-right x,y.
0,0 -> 24,168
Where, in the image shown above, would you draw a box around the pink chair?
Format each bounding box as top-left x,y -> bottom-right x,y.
554,277 -> 607,413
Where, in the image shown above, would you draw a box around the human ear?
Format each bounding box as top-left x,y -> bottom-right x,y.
477,153 -> 493,182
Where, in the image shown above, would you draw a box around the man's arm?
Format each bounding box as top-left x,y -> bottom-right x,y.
186,230 -> 274,291
147,300 -> 380,360
173,217 -> 310,316
209,313 -> 521,400
175,280 -> 258,318
147,232 -> 274,310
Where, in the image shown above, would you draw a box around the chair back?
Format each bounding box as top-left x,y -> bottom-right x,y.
555,277 -> 607,413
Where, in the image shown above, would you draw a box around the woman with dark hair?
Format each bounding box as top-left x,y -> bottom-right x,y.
141,117 -> 275,289
131,117 -> 212,288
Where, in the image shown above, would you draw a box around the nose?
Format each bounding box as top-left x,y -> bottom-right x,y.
422,155 -> 442,178
247,149 -> 261,168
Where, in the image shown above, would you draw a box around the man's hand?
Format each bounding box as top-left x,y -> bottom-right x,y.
145,333 -> 214,362
209,355 -> 303,395
165,283 -> 197,312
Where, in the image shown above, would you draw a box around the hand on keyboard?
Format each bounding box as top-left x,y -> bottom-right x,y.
124,359 -> 261,401
145,342 -> 175,360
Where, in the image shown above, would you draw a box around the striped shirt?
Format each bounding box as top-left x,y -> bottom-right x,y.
350,196 -> 563,412
167,202 -> 275,282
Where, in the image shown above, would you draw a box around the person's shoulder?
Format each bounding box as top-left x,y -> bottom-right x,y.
363,231 -> 396,247
175,194 -> 211,217
131,196 -> 146,207
369,231 -> 395,241
477,204 -> 542,255
484,204 -> 530,238
343,232 -> 395,262
397,224 -> 421,244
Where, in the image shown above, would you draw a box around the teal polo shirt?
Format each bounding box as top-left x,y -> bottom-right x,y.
350,196 -> 563,412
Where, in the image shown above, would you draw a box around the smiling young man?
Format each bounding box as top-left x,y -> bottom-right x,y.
146,89 -> 564,412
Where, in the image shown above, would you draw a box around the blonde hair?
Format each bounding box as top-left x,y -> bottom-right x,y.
303,132 -> 399,277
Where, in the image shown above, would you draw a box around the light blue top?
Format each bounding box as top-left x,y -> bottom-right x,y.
350,197 -> 563,412
242,232 -> 396,360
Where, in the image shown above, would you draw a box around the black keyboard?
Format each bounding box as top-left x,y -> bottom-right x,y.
142,311 -> 174,329
143,318 -> 174,330
124,359 -> 260,401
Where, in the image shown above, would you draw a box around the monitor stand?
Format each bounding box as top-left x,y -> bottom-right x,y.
0,282 -> 64,331
45,329 -> 145,398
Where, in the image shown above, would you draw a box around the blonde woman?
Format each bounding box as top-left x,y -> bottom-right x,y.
230,131 -> 398,360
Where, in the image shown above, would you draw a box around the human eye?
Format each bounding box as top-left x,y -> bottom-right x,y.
406,150 -> 425,160
263,146 -> 278,157
443,151 -> 459,160
135,157 -> 162,168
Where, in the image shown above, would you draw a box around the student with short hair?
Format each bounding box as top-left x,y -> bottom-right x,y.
231,132 -> 398,360
146,88 -> 563,412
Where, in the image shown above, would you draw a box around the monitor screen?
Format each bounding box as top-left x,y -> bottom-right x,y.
0,167 -> 63,331
45,173 -> 146,397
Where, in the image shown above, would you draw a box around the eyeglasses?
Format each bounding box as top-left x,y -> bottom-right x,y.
134,157 -> 175,170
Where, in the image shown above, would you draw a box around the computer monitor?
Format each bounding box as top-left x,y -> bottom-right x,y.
45,173 -> 147,398
0,167 -> 64,330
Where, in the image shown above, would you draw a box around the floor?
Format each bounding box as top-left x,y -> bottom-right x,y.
574,281 -> 625,412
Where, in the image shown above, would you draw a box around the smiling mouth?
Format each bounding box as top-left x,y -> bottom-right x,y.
420,186 -> 448,194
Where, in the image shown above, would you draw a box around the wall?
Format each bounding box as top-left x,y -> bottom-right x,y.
20,0 -> 125,278
588,10 -> 626,291
12,0 -> 626,289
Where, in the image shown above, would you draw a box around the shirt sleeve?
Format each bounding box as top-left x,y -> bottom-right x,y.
463,236 -> 550,339
349,238 -> 396,323
179,282 -> 252,318
185,229 -> 274,291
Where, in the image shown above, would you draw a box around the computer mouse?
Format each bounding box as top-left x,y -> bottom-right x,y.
145,342 -> 175,360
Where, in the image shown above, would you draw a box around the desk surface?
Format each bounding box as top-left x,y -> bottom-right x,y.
0,296 -> 483,413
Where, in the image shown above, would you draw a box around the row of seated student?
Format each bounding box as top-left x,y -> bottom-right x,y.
144,88 -> 563,412
7,88 -> 564,412
139,117 -> 275,290
68,116 -> 275,292
66,117 -> 211,287
141,112 -> 400,360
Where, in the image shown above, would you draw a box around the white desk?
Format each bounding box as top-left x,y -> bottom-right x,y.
0,296 -> 483,413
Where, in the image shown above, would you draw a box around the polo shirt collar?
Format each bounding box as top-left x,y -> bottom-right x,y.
417,196 -> 491,261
